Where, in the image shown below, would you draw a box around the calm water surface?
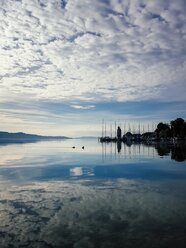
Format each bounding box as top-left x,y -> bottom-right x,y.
0,139 -> 186,248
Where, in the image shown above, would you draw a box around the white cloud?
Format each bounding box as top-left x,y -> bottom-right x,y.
0,0 -> 185,104
71,104 -> 95,110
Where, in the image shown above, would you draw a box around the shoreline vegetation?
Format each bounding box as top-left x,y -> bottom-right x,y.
99,118 -> 186,144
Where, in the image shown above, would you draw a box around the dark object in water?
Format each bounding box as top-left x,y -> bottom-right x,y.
72,146 -> 75,149
82,146 -> 84,150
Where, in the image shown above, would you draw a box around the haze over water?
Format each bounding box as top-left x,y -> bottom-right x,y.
0,139 -> 186,248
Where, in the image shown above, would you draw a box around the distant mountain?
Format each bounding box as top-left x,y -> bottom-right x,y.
0,131 -> 69,143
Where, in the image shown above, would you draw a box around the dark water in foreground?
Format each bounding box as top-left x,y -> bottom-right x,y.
0,139 -> 186,248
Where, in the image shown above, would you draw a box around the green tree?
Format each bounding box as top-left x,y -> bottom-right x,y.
171,118 -> 185,138
156,123 -> 171,139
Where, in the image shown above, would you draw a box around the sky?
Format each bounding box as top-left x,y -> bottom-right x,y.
0,0 -> 186,137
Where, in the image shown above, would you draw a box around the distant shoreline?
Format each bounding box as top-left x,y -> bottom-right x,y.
0,131 -> 69,143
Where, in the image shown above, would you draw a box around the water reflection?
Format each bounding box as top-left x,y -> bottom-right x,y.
0,140 -> 186,247
154,142 -> 186,162
1,179 -> 186,248
0,140 -> 186,169
102,141 -> 186,162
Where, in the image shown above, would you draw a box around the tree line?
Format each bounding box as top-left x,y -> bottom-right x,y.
155,118 -> 186,139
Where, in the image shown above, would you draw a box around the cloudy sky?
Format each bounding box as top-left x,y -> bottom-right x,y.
0,0 -> 186,136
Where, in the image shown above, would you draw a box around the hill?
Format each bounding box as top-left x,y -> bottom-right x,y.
0,131 -> 68,143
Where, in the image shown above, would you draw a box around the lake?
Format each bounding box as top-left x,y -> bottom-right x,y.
0,139 -> 186,248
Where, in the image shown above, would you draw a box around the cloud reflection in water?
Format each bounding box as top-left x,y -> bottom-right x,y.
1,178 -> 186,248
0,140 -> 186,247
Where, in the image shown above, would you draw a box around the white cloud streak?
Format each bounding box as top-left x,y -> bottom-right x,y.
71,104 -> 95,109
